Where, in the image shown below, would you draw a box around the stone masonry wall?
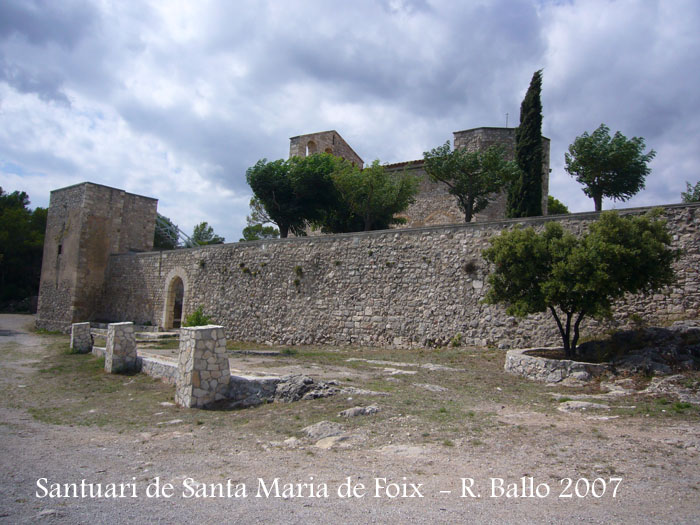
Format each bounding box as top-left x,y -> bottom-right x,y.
97,203 -> 700,350
36,184 -> 86,330
389,163 -> 465,228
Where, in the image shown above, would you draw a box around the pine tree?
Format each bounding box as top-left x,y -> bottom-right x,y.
507,70 -> 543,218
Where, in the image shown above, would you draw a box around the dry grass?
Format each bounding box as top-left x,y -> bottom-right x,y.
1,332 -> 697,448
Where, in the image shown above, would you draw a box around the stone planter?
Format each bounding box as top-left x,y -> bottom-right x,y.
504,347 -> 610,383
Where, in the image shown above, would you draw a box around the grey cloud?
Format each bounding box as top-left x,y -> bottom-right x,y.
0,0 -> 98,49
2,0 -> 700,241
0,143 -> 79,178
202,0 -> 544,120
116,100 -> 266,192
0,53 -> 70,105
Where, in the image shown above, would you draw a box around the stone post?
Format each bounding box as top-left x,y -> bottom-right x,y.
175,325 -> 231,408
70,322 -> 93,354
105,322 -> 137,373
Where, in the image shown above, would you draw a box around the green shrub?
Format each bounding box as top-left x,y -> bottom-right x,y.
183,306 -> 212,327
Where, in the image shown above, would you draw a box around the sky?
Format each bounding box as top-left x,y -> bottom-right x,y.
1,0 -> 699,242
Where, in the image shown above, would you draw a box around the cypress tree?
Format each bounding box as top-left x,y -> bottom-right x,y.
507,69 -> 543,217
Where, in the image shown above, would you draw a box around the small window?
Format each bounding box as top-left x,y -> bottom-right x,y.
57,244 -> 63,255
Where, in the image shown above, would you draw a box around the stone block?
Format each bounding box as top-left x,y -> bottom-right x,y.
105,322 -> 137,373
70,322 -> 92,354
175,325 -> 230,408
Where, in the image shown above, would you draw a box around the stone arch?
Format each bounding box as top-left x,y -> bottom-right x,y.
324,147 -> 333,154
306,140 -> 318,155
162,267 -> 189,329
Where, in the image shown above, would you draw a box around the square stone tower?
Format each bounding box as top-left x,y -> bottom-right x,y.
289,130 -> 364,168
388,127 -> 550,227
453,127 -> 550,220
36,182 -> 157,332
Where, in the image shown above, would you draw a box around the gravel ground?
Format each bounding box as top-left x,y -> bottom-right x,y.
1,314 -> 699,524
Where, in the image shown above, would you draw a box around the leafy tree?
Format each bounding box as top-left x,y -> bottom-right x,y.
191,222 -> 224,245
0,188 -> 47,302
246,197 -> 273,226
240,223 -> 279,241
154,213 -> 179,250
318,160 -> 419,233
238,197 -> 280,241
547,195 -> 569,215
246,154 -> 338,238
565,124 -> 656,211
423,142 -> 520,222
483,211 -> 677,358
681,181 -> 700,203
508,69 -> 544,218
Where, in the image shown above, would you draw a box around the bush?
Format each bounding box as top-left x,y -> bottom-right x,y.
183,306 -> 212,327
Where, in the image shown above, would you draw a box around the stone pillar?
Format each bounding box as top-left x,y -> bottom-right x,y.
175,325 -> 231,408
105,322 -> 137,373
70,322 -> 93,354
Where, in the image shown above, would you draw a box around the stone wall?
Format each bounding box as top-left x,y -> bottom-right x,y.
388,162 -> 465,227
36,184 -> 86,330
37,182 -> 158,331
96,203 -> 700,350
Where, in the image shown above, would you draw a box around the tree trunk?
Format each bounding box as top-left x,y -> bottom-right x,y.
463,198 -> 474,223
570,312 -> 585,357
593,194 -> 602,212
549,306 -> 574,358
279,225 -> 289,238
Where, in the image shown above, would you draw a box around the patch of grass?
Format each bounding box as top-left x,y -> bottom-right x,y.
32,327 -> 65,336
143,339 -> 179,350
673,402 -> 692,413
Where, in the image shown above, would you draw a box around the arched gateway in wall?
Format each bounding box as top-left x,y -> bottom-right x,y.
162,268 -> 189,329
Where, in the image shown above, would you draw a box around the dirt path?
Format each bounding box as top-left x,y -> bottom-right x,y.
0,315 -> 698,524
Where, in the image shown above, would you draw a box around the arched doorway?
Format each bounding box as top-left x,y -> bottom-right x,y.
164,275 -> 185,329
172,277 -> 184,328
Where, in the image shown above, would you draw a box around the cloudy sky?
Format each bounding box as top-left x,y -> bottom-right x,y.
1,0 -> 698,242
